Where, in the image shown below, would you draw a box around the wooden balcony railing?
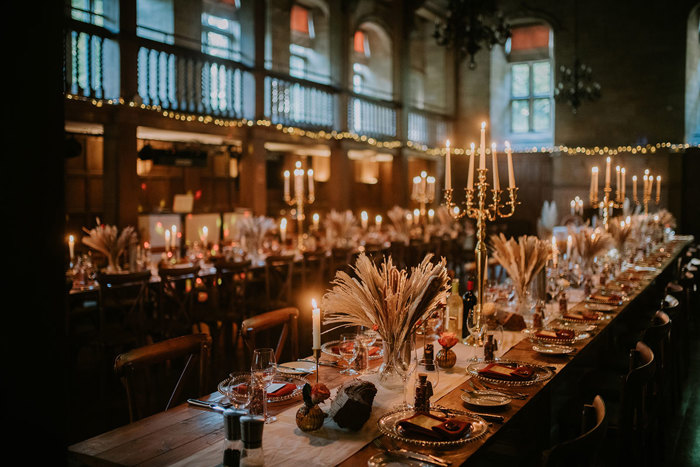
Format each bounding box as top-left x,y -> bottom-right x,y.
65,21 -> 119,100
264,75 -> 336,130
137,38 -> 252,119
348,94 -> 397,140
408,109 -> 452,148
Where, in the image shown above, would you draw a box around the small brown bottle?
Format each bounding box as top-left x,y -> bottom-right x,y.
558,292 -> 568,314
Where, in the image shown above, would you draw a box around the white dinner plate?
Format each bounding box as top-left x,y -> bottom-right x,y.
276,360 -> 316,374
460,390 -> 511,408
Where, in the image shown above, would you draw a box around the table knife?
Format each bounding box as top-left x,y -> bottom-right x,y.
187,399 -> 229,412
297,358 -> 339,367
388,449 -> 450,466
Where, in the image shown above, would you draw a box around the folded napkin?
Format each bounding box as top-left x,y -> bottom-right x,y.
564,310 -> 601,321
590,293 -> 622,303
478,363 -> 534,381
397,413 -> 471,441
234,382 -> 297,397
536,328 -> 575,340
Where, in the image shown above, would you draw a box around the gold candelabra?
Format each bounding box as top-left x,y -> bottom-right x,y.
444,168 -> 518,344
590,161 -> 625,229
283,161 -> 315,251
411,171 -> 436,222
633,170 -> 660,215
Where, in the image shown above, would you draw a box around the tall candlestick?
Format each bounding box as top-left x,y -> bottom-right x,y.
428,209 -> 435,223
413,208 -> 420,225
307,169 -> 314,198
468,142 -> 476,190
590,167 -> 598,201
621,168 -> 626,200
491,142 -> 500,191
294,161 -> 303,198
479,122 -> 486,170
632,175 -> 638,201
605,157 -> 611,188
164,229 -> 171,252
616,165 -> 621,190
445,140 -> 452,191
202,226 -> 208,246
505,141 -> 515,188
312,213 -> 320,230
427,176 -> 436,200
656,175 -> 661,202
283,170 -> 290,200
551,235 -> 558,268
566,234 -> 573,259
375,214 -> 382,230
570,200 -> 576,216
280,218 -> 287,243
360,210 -> 368,230
68,235 -> 75,261
311,299 -> 321,349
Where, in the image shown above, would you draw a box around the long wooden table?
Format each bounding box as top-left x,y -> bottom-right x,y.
67,238 -> 692,466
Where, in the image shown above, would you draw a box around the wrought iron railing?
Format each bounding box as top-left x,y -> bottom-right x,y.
65,21 -> 120,100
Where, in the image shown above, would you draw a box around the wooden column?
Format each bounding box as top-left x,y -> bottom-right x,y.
103,121 -> 140,227
328,141 -> 351,210
253,0 -> 266,120
392,149 -> 409,207
239,133 -> 267,215
119,0 -> 138,100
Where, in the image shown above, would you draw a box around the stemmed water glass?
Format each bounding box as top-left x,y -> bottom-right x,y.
358,326 -> 378,374
221,371 -> 253,410
394,333 -> 417,409
465,304 -> 485,360
338,333 -> 359,375
251,348 -> 277,423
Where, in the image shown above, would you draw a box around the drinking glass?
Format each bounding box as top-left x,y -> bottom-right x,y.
358,326 -> 378,374
465,304 -> 485,351
409,351 -> 440,408
338,333 -> 359,375
251,348 -> 277,423
394,333 -> 417,409
222,371 -> 253,410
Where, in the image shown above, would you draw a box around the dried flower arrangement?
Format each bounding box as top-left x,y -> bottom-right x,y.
608,218 -> 632,251
321,253 -> 450,349
237,215 -> 276,256
82,220 -> 137,272
386,205 -> 413,244
324,209 -> 358,247
490,233 -> 551,301
569,227 -> 613,269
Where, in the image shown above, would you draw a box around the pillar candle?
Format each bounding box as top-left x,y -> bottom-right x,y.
294,162 -> 304,199
590,167 -> 597,200
616,166 -> 621,194
428,209 -> 435,223
491,142 -> 500,191
621,168 -> 626,200
605,157 -> 611,188
68,235 -> 75,260
570,200 -> 576,216
567,234 -> 573,259
361,211 -> 368,230
427,176 -> 435,200
307,169 -> 314,198
171,225 -> 177,250
643,174 -> 649,197
505,141 -> 515,188
656,176 -> 661,201
632,175 -> 638,201
375,214 -> 382,230
283,170 -> 290,199
202,226 -> 208,246
164,229 -> 171,252
468,143 -> 476,190
479,122 -> 486,170
413,208 -> 420,225
312,213 -> 320,230
280,218 -> 287,242
311,299 -> 321,349
551,235 -> 558,268
445,140 -> 452,190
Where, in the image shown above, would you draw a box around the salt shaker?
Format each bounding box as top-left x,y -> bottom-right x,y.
240,415 -> 265,467
353,335 -> 369,374
222,409 -> 247,467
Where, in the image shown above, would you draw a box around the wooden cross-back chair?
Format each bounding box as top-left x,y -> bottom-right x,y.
264,254 -> 295,310
157,264 -> 201,338
97,270 -> 153,350
301,250 -> 326,290
240,307 -> 299,365
211,259 -> 251,348
328,246 -> 353,280
114,333 -> 212,423
540,395 -> 608,467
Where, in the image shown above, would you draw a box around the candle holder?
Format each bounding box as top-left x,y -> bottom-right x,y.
411,171 -> 436,224
597,186 -> 623,229
443,168 -> 518,345
632,173 -> 660,216
284,162 -> 315,251
312,348 -> 320,384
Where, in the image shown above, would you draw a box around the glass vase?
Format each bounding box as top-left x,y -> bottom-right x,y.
377,339 -> 403,390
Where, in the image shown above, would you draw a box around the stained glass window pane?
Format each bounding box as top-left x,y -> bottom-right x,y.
533,98 -> 551,132
533,62 -> 551,95
511,100 -> 530,133
511,64 -> 530,98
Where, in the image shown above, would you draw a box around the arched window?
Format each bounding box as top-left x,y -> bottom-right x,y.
490,20 -> 554,149
351,22 -> 392,100
288,1 -> 331,83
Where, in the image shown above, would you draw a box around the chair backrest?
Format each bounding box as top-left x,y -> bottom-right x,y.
97,270 -> 153,346
301,250 -> 326,289
157,264 -> 202,336
114,333 -> 212,423
240,307 -> 299,364
214,259 -> 251,310
541,395 -> 608,467
264,254 -> 295,308
643,310 -> 671,393
620,341 -> 655,441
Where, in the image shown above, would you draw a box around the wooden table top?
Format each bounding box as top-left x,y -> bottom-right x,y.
67,238 -> 691,466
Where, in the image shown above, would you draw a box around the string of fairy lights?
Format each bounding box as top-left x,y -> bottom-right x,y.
66,93 -> 698,156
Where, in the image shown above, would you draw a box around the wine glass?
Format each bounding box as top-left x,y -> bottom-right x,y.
338,333 -> 359,375
357,326 -> 378,374
482,321 -> 505,361
221,371 -> 253,410
251,348 -> 277,423
394,333 -> 417,409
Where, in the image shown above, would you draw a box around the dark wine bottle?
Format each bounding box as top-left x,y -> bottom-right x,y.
461,279 -> 477,339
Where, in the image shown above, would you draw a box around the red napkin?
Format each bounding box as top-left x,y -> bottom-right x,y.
536,329 -> 575,340
478,363 -> 534,381
331,343 -> 381,355
397,413 -> 471,441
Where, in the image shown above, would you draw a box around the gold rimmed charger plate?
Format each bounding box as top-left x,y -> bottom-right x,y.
466,360 -> 555,387
218,372 -> 307,404
321,339 -> 384,361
